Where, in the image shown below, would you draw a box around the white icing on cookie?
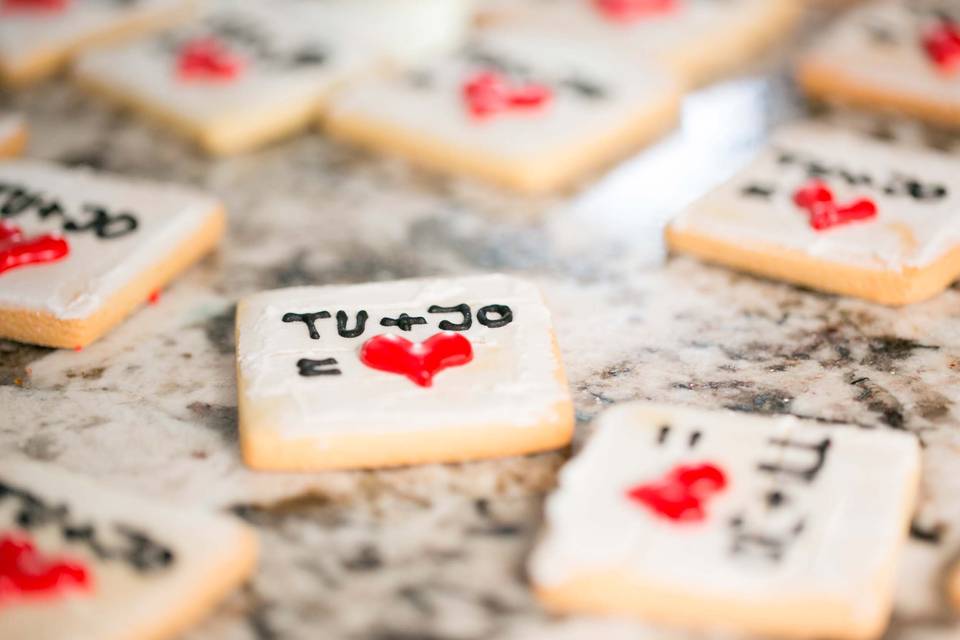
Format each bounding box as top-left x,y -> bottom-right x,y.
0,0 -> 190,72
236,274 -> 570,437
479,0 -> 788,73
801,0 -> 960,104
530,402 -> 919,632
0,459 -> 255,640
73,0 -> 473,127
327,31 -> 679,159
670,122 -> 960,270
0,160 -> 221,319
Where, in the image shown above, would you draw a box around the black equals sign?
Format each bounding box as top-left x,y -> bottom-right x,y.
297,358 -> 342,377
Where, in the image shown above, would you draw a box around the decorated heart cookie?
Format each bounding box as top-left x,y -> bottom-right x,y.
667,122 -> 960,305
327,31 -> 680,192
477,0 -> 800,84
0,0 -> 192,85
0,160 -> 225,348
0,459 -> 257,640
236,274 -> 574,470
73,0 -> 473,155
798,0 -> 960,127
530,402 -> 920,640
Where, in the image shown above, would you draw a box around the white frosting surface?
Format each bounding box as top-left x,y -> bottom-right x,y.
0,160 -> 221,319
237,274 -> 571,437
0,459 -> 253,640
671,122 -> 960,270
530,402 -> 919,614
74,0 -> 473,126
0,112 -> 23,145
0,0 -> 189,71
328,31 -> 678,160
479,0 -> 784,70
802,0 -> 960,104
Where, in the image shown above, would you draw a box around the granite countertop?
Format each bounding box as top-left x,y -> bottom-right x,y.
5,17 -> 960,640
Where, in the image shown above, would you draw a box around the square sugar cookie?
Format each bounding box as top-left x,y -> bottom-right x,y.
798,1 -> 960,128
236,274 -> 574,471
666,122 -> 960,305
0,113 -> 26,158
326,31 -> 681,193
0,459 -> 258,640
477,0 -> 800,86
0,0 -> 193,86
0,160 -> 225,349
530,402 -> 920,640
73,0 -> 473,155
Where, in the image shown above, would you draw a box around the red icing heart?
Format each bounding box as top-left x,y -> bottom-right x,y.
462,71 -> 552,120
922,21 -> 960,74
627,463 -> 728,522
0,533 -> 90,604
177,38 -> 244,82
793,180 -> 877,231
593,0 -> 677,22
0,221 -> 69,276
1,0 -> 69,13
359,332 -> 473,387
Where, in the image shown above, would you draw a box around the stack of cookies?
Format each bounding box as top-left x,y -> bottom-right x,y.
3,1 -> 960,640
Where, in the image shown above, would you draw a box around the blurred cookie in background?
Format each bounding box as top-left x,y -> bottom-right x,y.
327,30 -> 681,193
798,0 -> 960,128
72,0 -> 474,155
0,0 -> 194,86
476,0 -> 801,86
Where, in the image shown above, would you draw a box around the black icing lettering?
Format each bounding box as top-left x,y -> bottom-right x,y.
428,304 -> 472,331
757,437 -> 832,483
282,311 -> 331,340
288,46 -> 327,67
561,76 -> 606,99
741,183 -> 776,199
0,187 -> 41,217
729,515 -> 805,563
380,313 -> 427,332
114,525 -> 176,573
477,304 -> 513,328
63,204 -> 139,239
0,480 -> 175,574
296,358 -> 342,377
336,310 -> 368,338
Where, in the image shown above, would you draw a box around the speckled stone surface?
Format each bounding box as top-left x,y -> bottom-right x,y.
4,13 -> 960,640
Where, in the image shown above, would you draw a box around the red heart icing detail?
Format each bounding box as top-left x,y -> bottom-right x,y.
359,332 -> 473,387
1,0 -> 69,13
0,221 -> 69,276
593,0 -> 677,22
463,71 -> 552,120
177,38 -> 244,82
627,463 -> 728,522
0,533 -> 90,603
922,22 -> 960,73
793,180 -> 877,231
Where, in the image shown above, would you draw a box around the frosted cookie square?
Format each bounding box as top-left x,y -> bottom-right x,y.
530,402 -> 920,640
0,160 -> 225,348
478,0 -> 800,85
73,0 -> 473,155
666,122 -> 960,305
236,274 -> 574,471
326,31 -> 681,193
0,459 -> 257,640
0,0 -> 193,86
798,1 -> 960,128
0,113 -> 26,158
